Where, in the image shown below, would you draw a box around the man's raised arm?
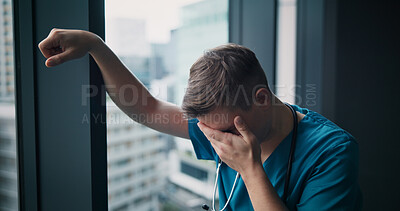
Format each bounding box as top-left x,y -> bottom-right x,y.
38,29 -> 189,139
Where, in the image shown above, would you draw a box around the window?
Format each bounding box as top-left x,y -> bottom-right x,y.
180,161 -> 208,181
105,0 -> 228,210
11,0 -> 288,210
275,0 -> 297,104
0,0 -> 18,210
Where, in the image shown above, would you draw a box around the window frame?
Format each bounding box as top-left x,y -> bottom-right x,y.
13,0 -> 107,210
229,0 -> 278,92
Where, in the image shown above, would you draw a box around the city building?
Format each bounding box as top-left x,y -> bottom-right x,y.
0,0 -> 14,102
106,18 -> 151,58
167,0 -> 228,208
0,0 -> 17,210
105,17 -> 169,211
0,103 -> 17,211
107,100 -> 168,211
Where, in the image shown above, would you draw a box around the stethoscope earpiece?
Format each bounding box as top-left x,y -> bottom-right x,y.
201,204 -> 210,210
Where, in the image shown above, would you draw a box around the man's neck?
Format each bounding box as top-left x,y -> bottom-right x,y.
259,98 -> 301,163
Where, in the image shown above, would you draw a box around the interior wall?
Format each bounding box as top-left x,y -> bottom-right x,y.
334,0 -> 400,210
296,0 -> 400,210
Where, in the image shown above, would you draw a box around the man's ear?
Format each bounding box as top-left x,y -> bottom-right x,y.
253,88 -> 271,108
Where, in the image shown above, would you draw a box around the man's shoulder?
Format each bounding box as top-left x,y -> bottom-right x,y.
294,105 -> 357,157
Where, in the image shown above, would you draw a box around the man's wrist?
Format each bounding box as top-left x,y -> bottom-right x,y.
241,161 -> 265,183
86,31 -> 104,55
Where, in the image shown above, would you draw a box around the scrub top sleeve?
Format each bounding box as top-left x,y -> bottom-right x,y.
188,118 -> 217,160
297,139 -> 362,211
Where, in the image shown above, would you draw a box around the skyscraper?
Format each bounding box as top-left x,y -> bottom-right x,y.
0,0 -> 14,102
105,17 -> 169,211
168,0 -> 228,208
106,0 -> 228,209
0,103 -> 17,211
0,0 -> 18,210
107,101 -> 168,211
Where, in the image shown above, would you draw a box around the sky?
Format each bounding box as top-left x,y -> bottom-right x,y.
105,0 -> 202,43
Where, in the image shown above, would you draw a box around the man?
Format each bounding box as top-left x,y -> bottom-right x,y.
38,29 -> 362,210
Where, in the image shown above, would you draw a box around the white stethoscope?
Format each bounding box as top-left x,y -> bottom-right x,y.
202,103 -> 298,211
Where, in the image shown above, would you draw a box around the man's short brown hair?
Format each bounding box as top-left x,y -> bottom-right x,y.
182,43 -> 270,119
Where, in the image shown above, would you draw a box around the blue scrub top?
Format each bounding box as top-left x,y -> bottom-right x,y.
188,105 -> 362,210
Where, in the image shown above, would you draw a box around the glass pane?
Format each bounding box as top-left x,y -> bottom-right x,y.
0,0 -> 18,210
105,0 -> 228,210
275,0 -> 297,104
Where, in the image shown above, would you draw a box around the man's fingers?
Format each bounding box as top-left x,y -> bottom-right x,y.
234,116 -> 256,143
38,40 -> 54,59
38,29 -> 66,59
45,50 -> 72,67
197,122 -> 217,140
209,141 -> 225,157
38,36 -> 61,59
197,122 -> 228,144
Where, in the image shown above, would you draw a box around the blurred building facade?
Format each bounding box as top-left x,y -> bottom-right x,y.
105,17 -> 169,211
105,7 -> 177,211
0,0 -> 17,210
0,0 -> 14,102
0,0 -> 229,210
167,0 -> 228,209
105,0 -> 228,210
0,104 -> 17,211
107,102 -> 168,211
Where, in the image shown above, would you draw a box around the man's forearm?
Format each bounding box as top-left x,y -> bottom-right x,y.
38,29 -> 189,138
87,33 -> 189,138
241,163 -> 289,211
88,34 -> 153,115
